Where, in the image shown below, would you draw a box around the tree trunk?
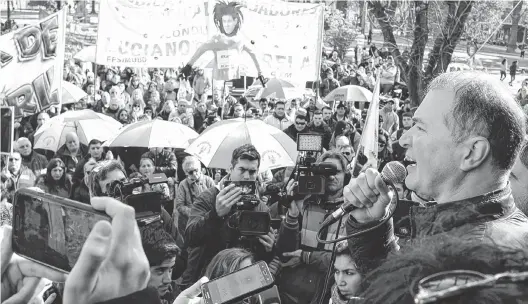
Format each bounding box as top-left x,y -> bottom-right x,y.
336,0 -> 349,18
407,1 -> 429,108
507,0 -> 523,53
424,1 -> 473,84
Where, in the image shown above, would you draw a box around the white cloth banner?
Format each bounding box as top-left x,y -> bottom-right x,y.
196,0 -> 324,83
95,0 -> 323,84
0,9 -> 66,119
95,0 -> 209,68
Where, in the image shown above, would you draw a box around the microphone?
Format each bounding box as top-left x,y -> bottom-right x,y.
321,161 -> 407,227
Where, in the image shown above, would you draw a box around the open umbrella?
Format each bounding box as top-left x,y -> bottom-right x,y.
104,119 -> 199,149
33,110 -> 122,152
323,85 -> 373,103
185,118 -> 298,172
62,81 -> 87,105
73,45 -> 96,62
254,78 -> 304,100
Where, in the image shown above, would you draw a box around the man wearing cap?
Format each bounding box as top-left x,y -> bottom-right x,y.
381,99 -> 399,134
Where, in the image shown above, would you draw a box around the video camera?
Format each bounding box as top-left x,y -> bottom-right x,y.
224,181 -> 270,237
107,173 -> 168,226
295,134 -> 338,195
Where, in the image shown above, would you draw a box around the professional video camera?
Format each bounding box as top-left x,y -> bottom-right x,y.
295,133 -> 338,195
107,173 -> 168,226
225,181 -> 270,237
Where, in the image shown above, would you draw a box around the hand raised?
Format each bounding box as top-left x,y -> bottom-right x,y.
344,168 -> 393,224
63,197 -> 151,304
215,184 -> 241,217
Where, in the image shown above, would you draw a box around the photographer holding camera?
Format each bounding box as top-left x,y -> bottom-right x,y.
278,151 -> 351,304
180,144 -> 288,290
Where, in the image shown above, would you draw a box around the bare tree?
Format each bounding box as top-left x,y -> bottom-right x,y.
369,0 -> 473,107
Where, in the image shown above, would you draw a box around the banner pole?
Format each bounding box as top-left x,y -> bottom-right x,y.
314,4 -> 325,109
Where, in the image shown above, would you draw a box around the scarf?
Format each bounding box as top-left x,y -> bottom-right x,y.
331,284 -> 350,304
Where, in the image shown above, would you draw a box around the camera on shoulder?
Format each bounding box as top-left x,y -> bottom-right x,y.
295,134 -> 338,195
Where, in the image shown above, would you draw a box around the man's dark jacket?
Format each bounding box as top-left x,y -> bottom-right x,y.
181,186 -> 291,288
346,186 -> 528,275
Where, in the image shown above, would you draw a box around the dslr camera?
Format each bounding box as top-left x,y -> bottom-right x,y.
107,173 -> 168,226
295,134 -> 338,195
225,181 -> 270,236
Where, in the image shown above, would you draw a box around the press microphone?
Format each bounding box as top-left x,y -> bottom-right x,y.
321,161 -> 407,227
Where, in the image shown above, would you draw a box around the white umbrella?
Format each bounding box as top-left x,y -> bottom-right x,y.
62,81 -> 87,105
104,119 -> 199,149
185,119 -> 298,172
323,85 -> 373,103
33,110 -> 122,151
73,45 -> 97,62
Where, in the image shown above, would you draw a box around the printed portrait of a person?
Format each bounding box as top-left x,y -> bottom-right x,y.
184,0 -> 263,81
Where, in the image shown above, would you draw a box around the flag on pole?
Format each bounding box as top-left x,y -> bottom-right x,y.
350,71 -> 381,176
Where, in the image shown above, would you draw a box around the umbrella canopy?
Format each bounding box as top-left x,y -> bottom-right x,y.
254,78 -> 304,100
323,85 -> 373,103
62,81 -> 87,105
33,110 -> 122,151
185,119 -> 298,172
105,119 -> 199,149
74,45 -> 97,62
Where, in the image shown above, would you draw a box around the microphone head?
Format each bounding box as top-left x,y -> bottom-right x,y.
381,161 -> 407,185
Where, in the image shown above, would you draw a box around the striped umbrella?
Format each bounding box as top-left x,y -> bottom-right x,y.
104,119 -> 199,148
185,118 -> 298,172
33,110 -> 122,152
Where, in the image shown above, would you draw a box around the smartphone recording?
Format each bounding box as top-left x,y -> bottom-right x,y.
12,188 -> 111,273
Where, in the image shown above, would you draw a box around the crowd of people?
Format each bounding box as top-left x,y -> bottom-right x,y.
2,33 -> 528,304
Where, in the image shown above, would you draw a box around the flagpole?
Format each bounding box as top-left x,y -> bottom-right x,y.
350,70 -> 381,177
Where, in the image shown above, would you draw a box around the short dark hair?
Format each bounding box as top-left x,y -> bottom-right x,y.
275,101 -> 285,107
231,144 -> 260,168
322,106 -> 332,112
88,139 -> 102,147
428,71 -> 526,171
295,115 -> 307,121
314,110 -> 323,116
140,221 -> 180,267
259,98 -> 268,103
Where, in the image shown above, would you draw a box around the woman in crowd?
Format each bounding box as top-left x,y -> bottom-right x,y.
329,241 -> 362,304
204,248 -> 259,304
116,108 -> 130,125
132,157 -> 172,203
159,100 -> 176,121
36,158 -> 71,198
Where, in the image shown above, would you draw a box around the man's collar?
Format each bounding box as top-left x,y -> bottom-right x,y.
409,186 -> 516,237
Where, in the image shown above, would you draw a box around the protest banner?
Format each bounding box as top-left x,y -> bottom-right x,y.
95,0 -> 323,84
95,0 -> 210,68
194,0 -> 324,84
0,9 -> 67,119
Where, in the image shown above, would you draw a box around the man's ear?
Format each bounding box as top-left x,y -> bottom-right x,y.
459,136 -> 491,172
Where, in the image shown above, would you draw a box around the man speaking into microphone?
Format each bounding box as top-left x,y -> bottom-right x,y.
344,71 -> 528,274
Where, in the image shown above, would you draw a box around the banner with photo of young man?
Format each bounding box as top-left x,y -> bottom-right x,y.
0,9 -> 67,119
186,0 -> 324,84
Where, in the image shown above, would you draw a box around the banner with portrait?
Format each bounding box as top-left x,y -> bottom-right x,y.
0,9 -> 66,119
196,0 -> 324,84
95,0 -> 210,68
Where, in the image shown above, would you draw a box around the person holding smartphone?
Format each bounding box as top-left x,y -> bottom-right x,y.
180,144 -> 287,291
